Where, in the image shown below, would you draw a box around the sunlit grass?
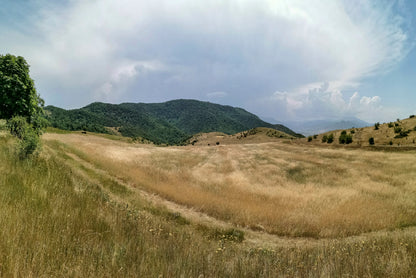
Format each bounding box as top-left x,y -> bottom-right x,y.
44,133 -> 416,238
2,133 -> 416,276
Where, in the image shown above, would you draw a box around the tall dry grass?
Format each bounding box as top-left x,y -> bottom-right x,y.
1,133 -> 416,276
44,133 -> 416,239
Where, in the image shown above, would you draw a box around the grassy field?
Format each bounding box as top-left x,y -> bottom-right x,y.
44,133 -> 416,238
1,131 -> 416,276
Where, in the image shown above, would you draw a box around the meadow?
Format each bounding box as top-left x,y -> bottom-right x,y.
0,129 -> 416,277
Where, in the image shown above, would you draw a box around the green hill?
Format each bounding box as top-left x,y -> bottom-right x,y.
45,99 -> 302,144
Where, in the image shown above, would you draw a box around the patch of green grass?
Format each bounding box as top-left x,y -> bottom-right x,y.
286,166 -> 307,183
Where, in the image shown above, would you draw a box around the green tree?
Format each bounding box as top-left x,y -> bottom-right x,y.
327,133 -> 334,143
369,137 -> 375,145
0,54 -> 45,158
339,130 -> 353,144
0,54 -> 44,121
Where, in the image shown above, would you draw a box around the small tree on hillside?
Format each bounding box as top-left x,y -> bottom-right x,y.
339,130 -> 353,144
369,137 -> 375,145
327,133 -> 334,144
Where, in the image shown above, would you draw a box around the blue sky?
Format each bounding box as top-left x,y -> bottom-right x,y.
1,0 -> 415,123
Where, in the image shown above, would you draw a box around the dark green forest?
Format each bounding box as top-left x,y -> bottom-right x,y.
45,99 -> 303,144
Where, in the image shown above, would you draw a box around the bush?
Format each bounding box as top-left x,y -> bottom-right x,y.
308,136 -> 313,142
327,134 -> 334,144
369,137 -> 375,145
394,126 -> 402,134
7,116 -> 41,158
7,116 -> 28,139
410,115 -> 415,118
374,122 -> 380,130
388,122 -> 394,128
322,135 -> 328,143
313,134 -> 318,139
394,130 -> 410,138
339,131 -> 353,144
389,141 -> 393,145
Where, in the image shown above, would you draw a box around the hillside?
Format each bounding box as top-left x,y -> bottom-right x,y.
305,115 -> 416,147
45,99 -> 302,144
189,127 -> 296,146
284,117 -> 370,136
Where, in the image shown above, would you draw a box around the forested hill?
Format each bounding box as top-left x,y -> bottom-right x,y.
45,99 -> 303,144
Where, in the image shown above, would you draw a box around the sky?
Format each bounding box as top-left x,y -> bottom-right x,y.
1,0 -> 415,123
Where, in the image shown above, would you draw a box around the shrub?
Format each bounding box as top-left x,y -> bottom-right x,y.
339,131 -> 353,144
308,136 -> 313,142
410,115 -> 415,118
389,141 -> 393,145
17,128 -> 40,159
394,126 -> 402,134
313,134 -> 318,139
369,137 -> 375,145
7,116 -> 41,158
388,122 -> 394,128
374,122 -> 380,130
327,134 -> 334,144
322,135 -> 328,143
394,130 -> 410,138
7,116 -> 28,139
350,129 -> 355,134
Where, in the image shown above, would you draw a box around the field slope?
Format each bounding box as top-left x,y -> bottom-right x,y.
1,129 -> 416,277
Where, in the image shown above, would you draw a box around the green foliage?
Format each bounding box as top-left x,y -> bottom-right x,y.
339,130 -> 353,144
7,116 -> 41,158
45,100 -> 302,145
388,122 -> 394,128
7,116 -> 28,139
313,134 -> 318,139
374,122 -> 380,130
0,54 -> 44,121
308,136 -> 313,142
327,133 -> 334,144
322,135 -> 328,143
394,126 -> 402,133
394,130 -> 410,139
410,115 -> 415,118
350,129 -> 355,134
369,137 -> 375,145
389,141 -> 393,145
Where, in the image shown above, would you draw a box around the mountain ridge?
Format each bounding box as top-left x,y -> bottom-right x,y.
45,99 -> 303,144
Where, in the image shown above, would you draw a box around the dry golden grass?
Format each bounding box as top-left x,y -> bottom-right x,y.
44,132 -> 416,239
308,115 -> 416,147
3,132 -> 416,277
190,127 -> 295,146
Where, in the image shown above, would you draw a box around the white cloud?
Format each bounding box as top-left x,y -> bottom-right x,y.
1,0 -> 412,117
255,82 -> 393,122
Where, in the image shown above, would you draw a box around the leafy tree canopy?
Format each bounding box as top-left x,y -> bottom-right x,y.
0,54 -> 44,121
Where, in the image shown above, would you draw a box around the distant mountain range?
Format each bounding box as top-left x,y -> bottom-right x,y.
268,118 -> 370,136
45,99 -> 303,144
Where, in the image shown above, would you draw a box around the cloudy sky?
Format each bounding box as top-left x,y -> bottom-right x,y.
1,0 -> 415,123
